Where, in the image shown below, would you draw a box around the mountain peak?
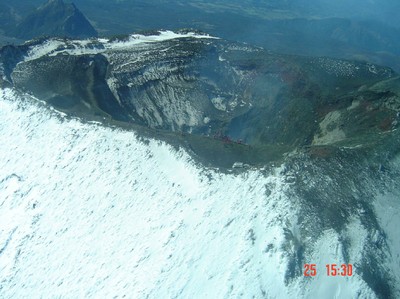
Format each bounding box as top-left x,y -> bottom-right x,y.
14,0 -> 97,40
47,0 -> 64,4
45,0 -> 65,6
40,0 -> 66,10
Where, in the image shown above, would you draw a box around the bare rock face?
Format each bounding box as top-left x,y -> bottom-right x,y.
14,0 -> 97,39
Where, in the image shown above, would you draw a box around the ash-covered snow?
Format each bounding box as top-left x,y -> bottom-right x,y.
0,88 -> 396,298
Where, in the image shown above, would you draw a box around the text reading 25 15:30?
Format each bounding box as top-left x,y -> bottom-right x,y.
304,264 -> 353,277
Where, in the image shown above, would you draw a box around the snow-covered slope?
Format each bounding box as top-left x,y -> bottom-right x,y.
1,88 -> 399,298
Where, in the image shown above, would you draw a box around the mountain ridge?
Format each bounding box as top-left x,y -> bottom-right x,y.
12,0 -> 97,40
1,31 -> 399,167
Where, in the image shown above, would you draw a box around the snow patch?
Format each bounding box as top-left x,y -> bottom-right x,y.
347,100 -> 360,111
211,96 -> 227,111
302,228 -> 375,299
106,77 -> 121,105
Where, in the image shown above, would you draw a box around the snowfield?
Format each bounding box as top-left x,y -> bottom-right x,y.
0,88 -> 394,298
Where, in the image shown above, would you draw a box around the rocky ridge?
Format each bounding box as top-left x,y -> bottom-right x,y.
1,30 -> 399,166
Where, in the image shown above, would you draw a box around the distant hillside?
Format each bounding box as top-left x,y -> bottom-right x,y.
1,0 -> 399,72
13,0 -> 97,39
71,1 -> 400,72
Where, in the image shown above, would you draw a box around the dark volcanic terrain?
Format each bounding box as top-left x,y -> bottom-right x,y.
1,31 -> 399,167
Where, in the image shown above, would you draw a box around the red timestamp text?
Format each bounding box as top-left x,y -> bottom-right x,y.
304,264 -> 353,277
